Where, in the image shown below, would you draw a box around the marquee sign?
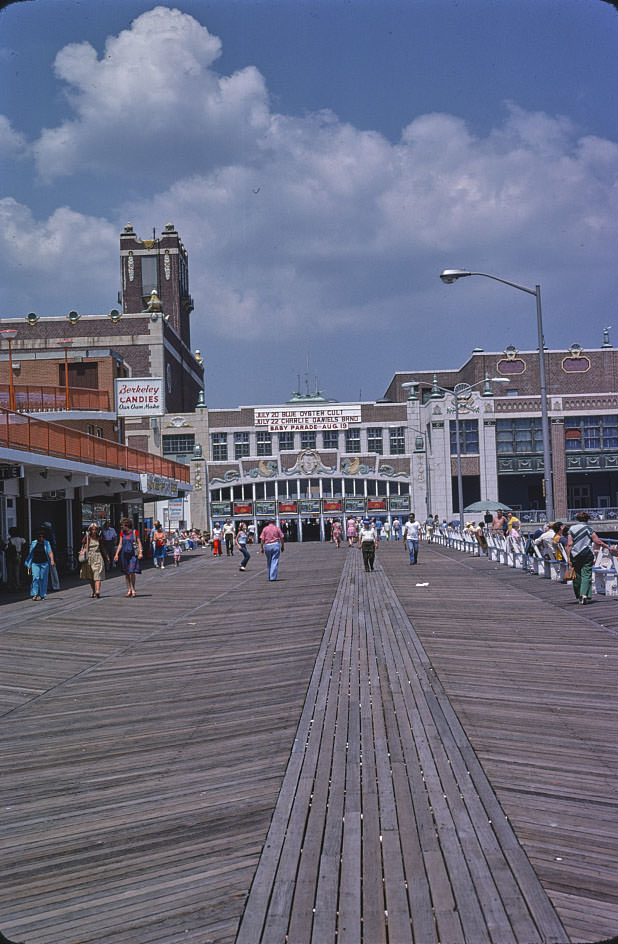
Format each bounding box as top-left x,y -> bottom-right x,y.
115,378 -> 165,417
254,404 -> 361,432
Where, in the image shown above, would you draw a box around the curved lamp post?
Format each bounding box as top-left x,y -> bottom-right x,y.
404,375 -> 507,521
440,269 -> 554,521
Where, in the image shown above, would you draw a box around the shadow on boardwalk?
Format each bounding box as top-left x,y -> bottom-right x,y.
0,543 -> 616,943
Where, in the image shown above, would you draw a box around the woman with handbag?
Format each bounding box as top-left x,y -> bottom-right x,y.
114,518 -> 143,597
79,524 -> 109,598
24,531 -> 55,600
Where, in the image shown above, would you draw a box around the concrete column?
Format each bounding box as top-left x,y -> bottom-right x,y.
551,419 -> 568,519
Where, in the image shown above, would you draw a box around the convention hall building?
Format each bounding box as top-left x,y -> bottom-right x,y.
199,335 -> 618,539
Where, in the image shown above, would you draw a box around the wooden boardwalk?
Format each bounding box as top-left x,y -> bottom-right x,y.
0,543 -> 616,943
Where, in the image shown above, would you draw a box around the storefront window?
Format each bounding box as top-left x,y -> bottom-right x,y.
211,432 -> 228,461
496,418 -> 543,454
163,433 -> 195,456
564,415 -> 618,451
345,429 -> 361,453
257,431 -> 272,456
323,431 -> 339,449
389,427 -> 406,455
449,419 -> 479,454
367,428 -> 383,454
234,432 -> 250,459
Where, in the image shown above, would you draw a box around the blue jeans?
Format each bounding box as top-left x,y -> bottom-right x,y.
264,542 -> 281,580
30,561 -> 50,598
154,545 -> 166,565
239,544 -> 250,567
406,539 -> 419,564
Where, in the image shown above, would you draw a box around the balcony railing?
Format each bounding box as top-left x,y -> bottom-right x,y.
0,383 -> 110,412
0,407 -> 189,484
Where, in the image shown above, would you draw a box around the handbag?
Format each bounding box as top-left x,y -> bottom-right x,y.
78,537 -> 88,564
563,564 -> 575,581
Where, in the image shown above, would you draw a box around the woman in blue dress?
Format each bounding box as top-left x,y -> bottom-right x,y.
113,518 -> 143,597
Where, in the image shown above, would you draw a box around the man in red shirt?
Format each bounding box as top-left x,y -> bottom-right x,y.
260,520 -> 285,581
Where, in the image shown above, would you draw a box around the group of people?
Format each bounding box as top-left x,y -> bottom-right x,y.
461,508 -> 617,605
347,512 -> 423,573
209,518 -> 284,579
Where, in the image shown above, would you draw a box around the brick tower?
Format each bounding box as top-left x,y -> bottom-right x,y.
120,223 -> 194,347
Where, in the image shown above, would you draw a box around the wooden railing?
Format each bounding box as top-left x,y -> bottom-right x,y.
0,408 -> 190,483
0,383 -> 110,412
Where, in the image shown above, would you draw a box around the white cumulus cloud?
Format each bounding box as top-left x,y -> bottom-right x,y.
33,6 -> 269,181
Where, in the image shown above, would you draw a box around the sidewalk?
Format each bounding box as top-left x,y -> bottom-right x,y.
0,543 -> 616,943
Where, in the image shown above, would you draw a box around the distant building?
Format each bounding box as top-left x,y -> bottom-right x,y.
196,337 -> 618,537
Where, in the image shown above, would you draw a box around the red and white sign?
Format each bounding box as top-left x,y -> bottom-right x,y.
115,378 -> 165,417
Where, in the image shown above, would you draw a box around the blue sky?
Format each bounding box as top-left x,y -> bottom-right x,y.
1,0 -> 617,407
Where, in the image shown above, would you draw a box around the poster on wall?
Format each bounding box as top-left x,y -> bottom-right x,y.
299,499 -> 321,515
255,500 -> 277,517
211,501 -> 232,517
367,498 -> 387,511
115,378 -> 165,416
278,500 -> 298,514
167,498 -> 184,523
390,496 -> 410,512
233,502 -> 253,516
323,499 -> 342,512
345,498 -> 365,513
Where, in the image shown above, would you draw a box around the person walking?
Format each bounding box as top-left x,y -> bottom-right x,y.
223,518 -> 235,556
236,522 -> 251,571
25,531 -> 55,600
211,522 -> 223,557
332,519 -> 343,548
152,521 -> 168,569
402,512 -> 421,565
260,519 -> 284,581
346,517 -> 357,547
566,511 -> 612,604
358,517 -> 378,572
79,524 -> 109,598
114,518 -> 143,597
173,541 -> 182,566
4,526 -> 26,592
101,520 -> 117,571
392,517 -> 401,541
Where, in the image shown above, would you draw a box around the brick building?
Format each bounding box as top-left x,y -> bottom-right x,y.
0,224 -> 202,552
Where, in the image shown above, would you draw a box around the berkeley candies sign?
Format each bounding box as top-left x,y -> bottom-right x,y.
115,378 -> 165,417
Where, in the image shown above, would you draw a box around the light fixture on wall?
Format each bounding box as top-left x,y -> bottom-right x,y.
25,312 -> 39,325
67,310 -> 80,325
109,308 -> 122,323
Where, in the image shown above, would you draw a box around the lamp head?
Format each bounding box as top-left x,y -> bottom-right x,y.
440,269 -> 471,284
1,328 -> 18,341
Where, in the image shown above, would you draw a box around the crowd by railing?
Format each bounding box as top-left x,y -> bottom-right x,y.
428,524 -> 618,598
511,507 -> 618,523
0,383 -> 110,413
0,407 -> 190,483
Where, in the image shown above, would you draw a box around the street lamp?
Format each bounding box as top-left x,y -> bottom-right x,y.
440,268 -> 554,520
1,328 -> 18,411
57,339 -> 73,410
405,375 -> 507,521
